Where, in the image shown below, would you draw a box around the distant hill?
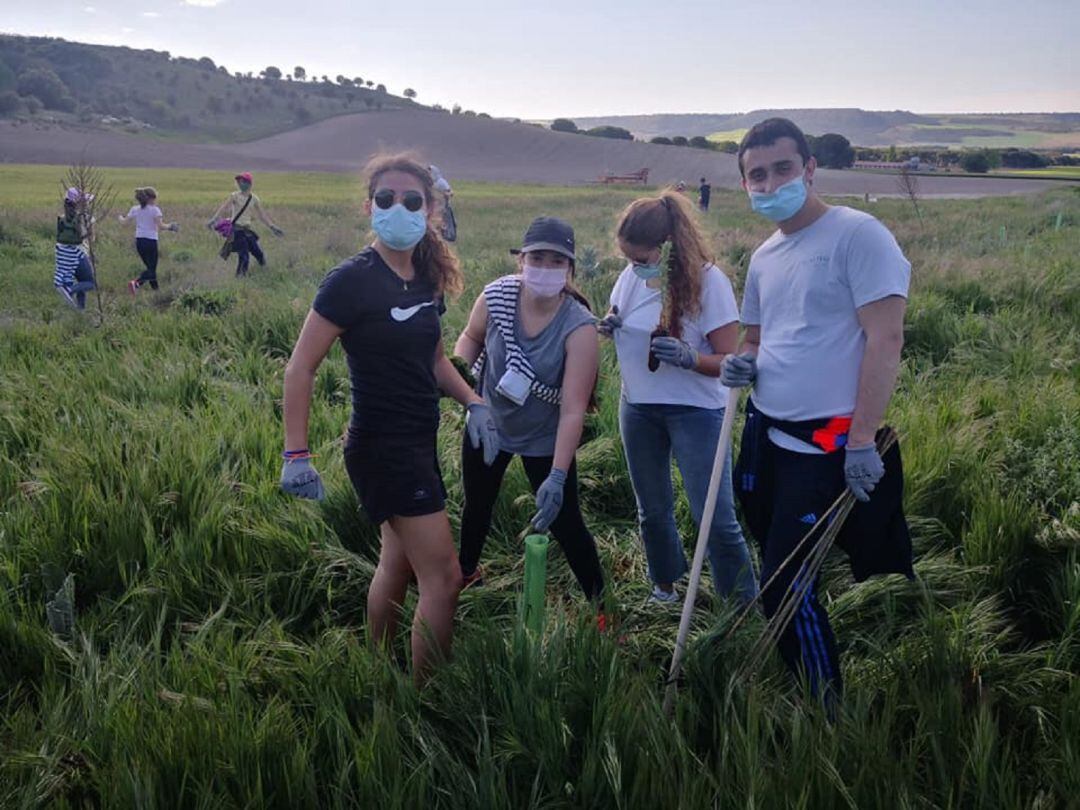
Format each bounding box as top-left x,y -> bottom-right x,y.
568,110 -> 1080,149
0,34 -> 426,142
2,110 -> 1069,199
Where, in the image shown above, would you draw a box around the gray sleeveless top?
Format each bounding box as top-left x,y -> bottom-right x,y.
480,276 -> 595,456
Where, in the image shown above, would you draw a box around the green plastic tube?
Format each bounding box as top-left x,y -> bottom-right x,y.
521,534 -> 549,634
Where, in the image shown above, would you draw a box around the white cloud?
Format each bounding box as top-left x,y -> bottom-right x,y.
121,26 -> 135,33
83,6 -> 96,11
141,11 -> 161,17
182,0 -> 227,6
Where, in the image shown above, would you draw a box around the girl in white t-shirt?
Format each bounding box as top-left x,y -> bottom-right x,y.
119,187 -> 178,295
599,191 -> 757,606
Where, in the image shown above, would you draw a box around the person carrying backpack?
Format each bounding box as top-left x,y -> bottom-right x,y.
207,172 -> 284,276
54,187 -> 96,310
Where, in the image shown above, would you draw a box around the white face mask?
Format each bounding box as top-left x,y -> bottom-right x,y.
522,263 -> 568,297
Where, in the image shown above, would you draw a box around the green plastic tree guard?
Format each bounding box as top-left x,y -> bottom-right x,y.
521,534 -> 549,634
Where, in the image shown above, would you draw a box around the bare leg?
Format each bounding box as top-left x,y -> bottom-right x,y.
386,511 -> 462,685
367,521 -> 413,650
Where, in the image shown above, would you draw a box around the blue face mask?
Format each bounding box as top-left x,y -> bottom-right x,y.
372,203 -> 427,250
632,262 -> 662,280
748,175 -> 808,222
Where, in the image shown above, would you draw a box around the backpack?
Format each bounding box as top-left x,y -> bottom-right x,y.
56,215 -> 82,245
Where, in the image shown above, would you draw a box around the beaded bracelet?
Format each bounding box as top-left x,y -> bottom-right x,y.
282,449 -> 311,460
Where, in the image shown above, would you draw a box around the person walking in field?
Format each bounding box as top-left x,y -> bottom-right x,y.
279,154 -> 499,684
722,118 -> 914,704
53,187 -> 96,310
120,186 -> 179,295
597,191 -> 758,607
698,177 -> 711,212
206,172 -> 284,277
452,217 -> 605,607
429,164 -> 457,242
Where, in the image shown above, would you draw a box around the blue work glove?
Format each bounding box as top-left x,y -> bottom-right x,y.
532,467 -> 567,531
466,402 -> 501,466
720,352 -> 757,388
844,444 -> 884,503
597,305 -> 622,338
280,457 -> 325,500
650,335 -> 698,369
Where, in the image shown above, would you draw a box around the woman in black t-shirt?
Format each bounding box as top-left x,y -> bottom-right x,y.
280,154 -> 499,684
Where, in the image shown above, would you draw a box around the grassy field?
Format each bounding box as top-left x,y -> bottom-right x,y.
996,167 -> 1080,180
1,165 -> 1078,807
707,128 -> 750,144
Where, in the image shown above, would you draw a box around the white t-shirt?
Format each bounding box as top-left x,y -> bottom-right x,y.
740,205 -> 910,448
127,205 -> 163,240
610,263 -> 739,408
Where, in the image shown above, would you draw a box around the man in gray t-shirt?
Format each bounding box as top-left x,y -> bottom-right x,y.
721,117 -> 911,703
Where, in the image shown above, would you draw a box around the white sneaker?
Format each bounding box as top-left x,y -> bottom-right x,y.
647,585 -> 680,605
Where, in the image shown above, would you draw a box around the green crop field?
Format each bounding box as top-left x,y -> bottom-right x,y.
1,165 -> 1078,807
706,128 -> 750,144
997,167 -> 1080,180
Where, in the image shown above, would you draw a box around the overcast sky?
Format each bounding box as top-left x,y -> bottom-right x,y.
4,0 -> 1078,119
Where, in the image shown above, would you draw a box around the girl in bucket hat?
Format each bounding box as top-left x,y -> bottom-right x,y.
452,216 -> 605,608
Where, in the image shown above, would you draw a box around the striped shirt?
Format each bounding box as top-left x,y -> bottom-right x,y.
54,243 -> 86,287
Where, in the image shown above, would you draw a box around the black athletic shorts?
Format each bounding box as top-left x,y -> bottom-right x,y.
343,429 -> 447,525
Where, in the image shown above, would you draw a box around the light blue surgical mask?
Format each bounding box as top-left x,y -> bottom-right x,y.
632,262 -> 662,280
372,203 -> 427,250
748,175 -> 808,222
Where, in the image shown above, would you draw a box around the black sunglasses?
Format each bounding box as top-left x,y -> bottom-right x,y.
372,189 -> 425,212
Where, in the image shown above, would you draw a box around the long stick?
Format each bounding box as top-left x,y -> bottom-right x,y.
662,387 -> 740,717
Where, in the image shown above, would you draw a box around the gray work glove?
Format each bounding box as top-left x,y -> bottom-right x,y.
270,225 -> 284,237
280,457 -> 325,500
466,402 -> 501,466
844,444 -> 884,503
531,467 -> 567,531
206,218 -> 217,230
650,335 -> 697,369
597,305 -> 622,338
720,352 -> 757,388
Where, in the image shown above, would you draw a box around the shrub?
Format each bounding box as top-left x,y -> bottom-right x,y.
0,90 -> 22,115
811,133 -> 855,168
0,58 -> 15,93
689,136 -> 713,150
551,117 -> 578,133
15,67 -> 70,110
672,136 -> 689,146
174,289 -> 235,316
1000,149 -> 1050,170
960,152 -> 991,173
714,140 -> 739,154
650,136 -> 672,145
584,125 -> 633,141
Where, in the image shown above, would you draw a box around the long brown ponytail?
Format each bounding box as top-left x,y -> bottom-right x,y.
364,153 -> 463,298
615,190 -> 712,339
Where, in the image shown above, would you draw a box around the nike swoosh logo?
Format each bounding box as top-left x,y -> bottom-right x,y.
390,301 -> 436,322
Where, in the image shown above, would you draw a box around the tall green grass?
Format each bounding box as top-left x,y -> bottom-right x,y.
1,165 -> 1078,807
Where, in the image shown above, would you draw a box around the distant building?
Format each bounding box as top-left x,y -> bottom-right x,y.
854,157 -> 927,172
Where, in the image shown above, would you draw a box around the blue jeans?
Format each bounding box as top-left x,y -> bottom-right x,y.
619,399 -> 758,605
